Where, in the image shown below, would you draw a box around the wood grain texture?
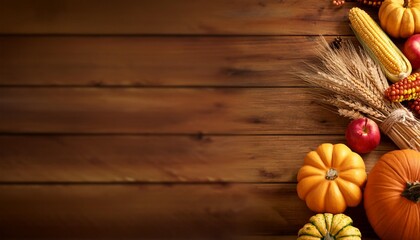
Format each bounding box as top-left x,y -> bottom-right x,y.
0,88 -> 349,134
0,184 -> 377,239
0,36 -> 349,87
0,135 -> 397,183
0,0 -> 361,35
0,1 -> 386,239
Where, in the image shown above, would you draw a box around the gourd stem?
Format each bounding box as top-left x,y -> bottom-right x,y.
325,168 -> 338,180
404,0 -> 410,8
401,181 -> 420,203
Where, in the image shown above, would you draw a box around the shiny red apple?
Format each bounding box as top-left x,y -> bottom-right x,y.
345,118 -> 381,154
403,34 -> 420,70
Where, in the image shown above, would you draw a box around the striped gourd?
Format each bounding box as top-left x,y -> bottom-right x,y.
297,213 -> 362,240
349,7 -> 412,83
385,72 -> 420,102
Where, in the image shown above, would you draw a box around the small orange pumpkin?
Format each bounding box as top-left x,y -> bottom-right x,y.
364,149 -> 420,240
379,0 -> 420,38
297,143 -> 367,214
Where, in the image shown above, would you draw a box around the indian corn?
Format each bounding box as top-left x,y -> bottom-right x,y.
357,0 -> 383,7
385,73 -> 420,102
407,99 -> 420,116
349,7 -> 412,83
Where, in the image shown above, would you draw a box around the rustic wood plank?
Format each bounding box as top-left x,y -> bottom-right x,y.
0,135 -> 397,183
241,237 -> 378,240
0,0 -> 363,35
0,36 -> 352,87
0,88 -> 350,134
0,184 -> 377,239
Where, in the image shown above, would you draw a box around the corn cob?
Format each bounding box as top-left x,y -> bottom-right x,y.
357,0 -> 383,7
348,7 -> 412,83
384,73 -> 420,102
407,99 -> 420,117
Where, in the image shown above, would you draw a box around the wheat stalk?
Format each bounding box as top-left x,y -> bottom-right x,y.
335,97 -> 385,120
338,109 -> 365,120
296,37 -> 420,151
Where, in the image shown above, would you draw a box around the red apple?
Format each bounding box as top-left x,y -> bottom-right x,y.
403,34 -> 420,70
345,118 -> 380,154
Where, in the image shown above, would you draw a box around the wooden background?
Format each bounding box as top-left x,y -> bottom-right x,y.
0,0 -> 392,239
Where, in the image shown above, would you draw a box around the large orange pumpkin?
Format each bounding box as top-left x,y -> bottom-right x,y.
297,143 -> 367,214
364,149 -> 420,240
379,0 -> 420,38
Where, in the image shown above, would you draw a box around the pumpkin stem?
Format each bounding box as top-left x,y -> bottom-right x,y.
324,232 -> 334,240
401,181 -> 420,203
404,0 -> 410,8
325,168 -> 338,180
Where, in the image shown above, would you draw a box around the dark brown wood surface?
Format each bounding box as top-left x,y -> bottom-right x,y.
0,0 -> 360,35
0,1 -> 386,239
0,36 -> 333,87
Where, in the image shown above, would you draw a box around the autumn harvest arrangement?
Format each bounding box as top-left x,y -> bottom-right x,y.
295,1 -> 420,239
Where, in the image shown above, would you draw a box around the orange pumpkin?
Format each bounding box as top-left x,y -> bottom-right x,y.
379,0 -> 420,38
297,143 -> 367,214
364,149 -> 420,240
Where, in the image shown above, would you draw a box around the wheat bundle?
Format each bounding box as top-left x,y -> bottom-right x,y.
298,37 -> 420,151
